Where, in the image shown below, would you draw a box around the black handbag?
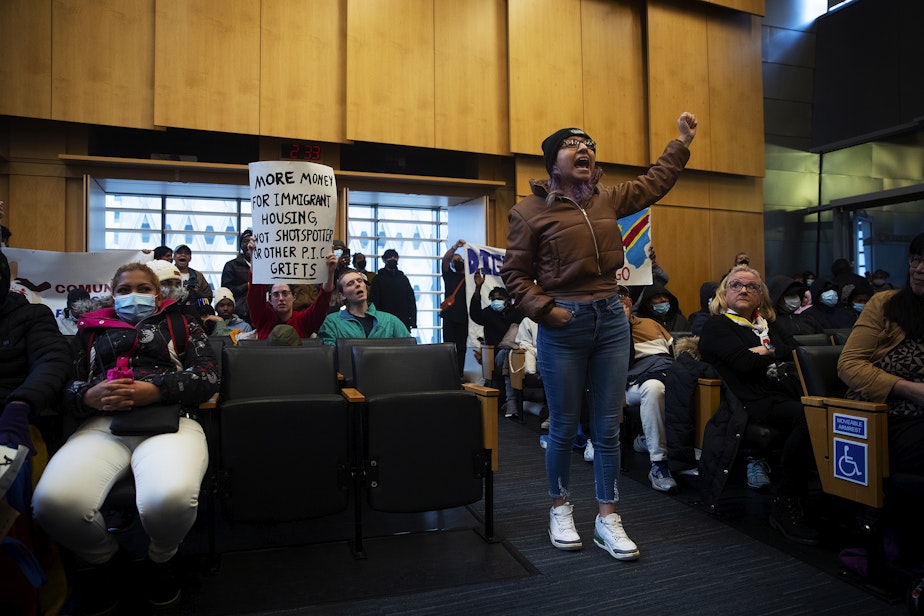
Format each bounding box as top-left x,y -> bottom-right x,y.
109,404 -> 181,436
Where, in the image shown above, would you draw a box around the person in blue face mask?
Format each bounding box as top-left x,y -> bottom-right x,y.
636,281 -> 690,333
33,261 -> 219,612
802,278 -> 858,329
469,270 -> 524,415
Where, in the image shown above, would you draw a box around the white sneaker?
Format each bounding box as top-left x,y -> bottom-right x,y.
632,434 -> 648,453
548,503 -> 583,550
583,439 -> 594,463
594,513 -> 639,561
540,418 -> 550,430
0,444 -> 29,500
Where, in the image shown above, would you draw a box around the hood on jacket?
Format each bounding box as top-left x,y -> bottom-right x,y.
638,281 -> 682,317
698,281 -> 719,311
674,335 -> 701,361
808,278 -> 838,303
767,275 -> 807,307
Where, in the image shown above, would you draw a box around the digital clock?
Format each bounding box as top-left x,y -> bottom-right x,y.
281,141 -> 322,161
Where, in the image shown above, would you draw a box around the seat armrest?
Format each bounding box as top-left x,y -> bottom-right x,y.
822,397 -> 888,413
199,393 -> 219,409
341,388 -> 364,403
462,383 -> 499,471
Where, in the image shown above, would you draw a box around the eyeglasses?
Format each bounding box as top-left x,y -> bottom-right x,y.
270,291 -> 292,299
910,255 -> 924,268
726,281 -> 762,293
560,138 -> 596,152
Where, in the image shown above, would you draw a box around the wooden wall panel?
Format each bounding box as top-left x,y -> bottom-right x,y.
647,2 -> 711,170
0,0 -> 52,119
709,174 -> 763,213
507,0 -> 583,156
694,0 -> 764,16
52,0 -> 155,130
10,175 -> 66,250
154,0 -> 260,134
434,0 -> 509,155
650,205 -> 714,314
260,0 -> 347,142
707,12 -> 764,176
346,0 -> 434,147
580,0 -> 647,167
709,209 -> 764,279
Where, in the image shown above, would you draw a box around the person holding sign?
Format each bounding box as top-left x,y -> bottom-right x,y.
247,249 -> 338,340
501,113 -> 697,561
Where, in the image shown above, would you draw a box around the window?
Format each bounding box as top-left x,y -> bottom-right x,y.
100,193 -> 252,292
348,194 -> 451,344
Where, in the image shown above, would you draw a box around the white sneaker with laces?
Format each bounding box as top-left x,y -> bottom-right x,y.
583,439 -> 594,462
594,513 -> 639,561
548,502 -> 582,550
0,444 -> 29,500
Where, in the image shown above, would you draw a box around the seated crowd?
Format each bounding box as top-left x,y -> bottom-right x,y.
1,234 -> 922,613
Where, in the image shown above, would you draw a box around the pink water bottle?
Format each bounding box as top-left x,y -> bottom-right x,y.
106,356 -> 134,382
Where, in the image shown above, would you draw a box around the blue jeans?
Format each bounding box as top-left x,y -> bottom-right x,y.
537,294 -> 630,504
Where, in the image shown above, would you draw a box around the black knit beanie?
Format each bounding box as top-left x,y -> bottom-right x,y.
542,128 -> 591,175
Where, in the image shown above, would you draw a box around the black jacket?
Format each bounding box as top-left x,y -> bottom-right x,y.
369,267 -> 417,329
469,292 -> 523,346
0,293 -> 72,413
664,349 -> 718,470
221,254 -> 251,324
766,275 -> 821,342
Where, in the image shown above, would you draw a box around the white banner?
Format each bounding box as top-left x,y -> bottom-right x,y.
248,161 -> 337,285
3,248 -> 149,318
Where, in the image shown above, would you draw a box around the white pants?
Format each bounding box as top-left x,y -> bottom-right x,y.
33,416 -> 208,565
625,379 -> 667,462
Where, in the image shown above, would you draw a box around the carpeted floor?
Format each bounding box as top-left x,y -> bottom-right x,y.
105,414 -> 913,615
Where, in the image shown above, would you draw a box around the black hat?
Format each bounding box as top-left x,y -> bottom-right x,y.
239,229 -> 253,250
382,248 -> 399,260
66,288 -> 91,308
542,128 -> 591,176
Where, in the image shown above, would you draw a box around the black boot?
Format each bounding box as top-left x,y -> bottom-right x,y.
146,558 -> 182,608
769,495 -> 820,545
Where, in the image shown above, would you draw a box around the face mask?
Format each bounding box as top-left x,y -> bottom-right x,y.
385,260 -> 398,270
820,289 -> 839,307
490,299 -> 505,312
853,303 -> 865,313
114,292 -> 157,324
872,278 -> 885,287
354,260 -> 365,270
651,302 -> 670,315
783,296 -> 801,312
334,249 -> 343,259
805,278 -> 815,286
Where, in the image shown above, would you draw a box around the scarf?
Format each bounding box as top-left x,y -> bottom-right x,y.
725,310 -> 773,350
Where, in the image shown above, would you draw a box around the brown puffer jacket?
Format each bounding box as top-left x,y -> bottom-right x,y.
501,139 -> 690,322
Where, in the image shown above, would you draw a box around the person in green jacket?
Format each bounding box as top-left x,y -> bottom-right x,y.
319,270 -> 411,345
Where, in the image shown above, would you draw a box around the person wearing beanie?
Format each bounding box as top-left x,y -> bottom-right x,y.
57,287 -> 92,335
268,324 -> 302,347
204,286 -> 253,336
221,229 -> 255,324
0,249 -> 72,501
501,112 -> 697,561
369,248 -> 417,330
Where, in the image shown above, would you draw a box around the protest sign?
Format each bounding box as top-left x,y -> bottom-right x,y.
249,161 -> 337,285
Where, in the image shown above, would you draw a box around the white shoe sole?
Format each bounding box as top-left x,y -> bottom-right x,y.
593,535 -> 639,561
549,529 -> 583,550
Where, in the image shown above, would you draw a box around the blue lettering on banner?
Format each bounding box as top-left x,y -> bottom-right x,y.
833,413 -> 867,439
833,437 -> 868,486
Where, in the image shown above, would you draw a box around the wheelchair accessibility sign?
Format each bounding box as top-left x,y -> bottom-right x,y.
833,437 -> 868,486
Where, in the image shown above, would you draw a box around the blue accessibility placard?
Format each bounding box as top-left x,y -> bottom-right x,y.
833,437 -> 868,486
833,413 -> 867,439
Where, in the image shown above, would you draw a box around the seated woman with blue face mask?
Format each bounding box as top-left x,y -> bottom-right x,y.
33,261 -> 219,612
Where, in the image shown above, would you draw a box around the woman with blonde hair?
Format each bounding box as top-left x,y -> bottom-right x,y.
698,265 -> 818,545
